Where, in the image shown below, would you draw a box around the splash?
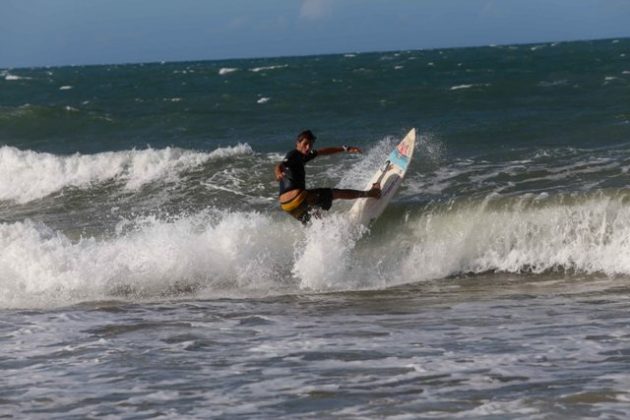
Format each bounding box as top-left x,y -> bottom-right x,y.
0,210 -> 295,309
292,214 -> 368,290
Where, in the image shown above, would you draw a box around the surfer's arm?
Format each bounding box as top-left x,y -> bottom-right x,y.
274,163 -> 285,181
316,146 -> 362,155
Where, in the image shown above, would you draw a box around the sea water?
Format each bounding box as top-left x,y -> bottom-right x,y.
2,38 -> 630,417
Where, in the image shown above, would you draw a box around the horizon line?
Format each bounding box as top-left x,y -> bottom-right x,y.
2,35 -> 628,71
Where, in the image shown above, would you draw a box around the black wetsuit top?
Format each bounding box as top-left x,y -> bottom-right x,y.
278,149 -> 318,195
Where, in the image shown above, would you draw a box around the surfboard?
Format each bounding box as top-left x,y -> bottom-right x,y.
349,128 -> 416,225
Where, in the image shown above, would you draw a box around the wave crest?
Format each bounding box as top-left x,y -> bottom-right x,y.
0,144 -> 253,204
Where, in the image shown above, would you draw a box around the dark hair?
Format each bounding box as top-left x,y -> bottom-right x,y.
296,130 -> 316,143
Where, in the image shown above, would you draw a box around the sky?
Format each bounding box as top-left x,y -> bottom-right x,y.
2,0 -> 630,68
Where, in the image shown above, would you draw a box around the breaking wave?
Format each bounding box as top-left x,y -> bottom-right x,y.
4,189 -> 630,309
0,144 -> 253,204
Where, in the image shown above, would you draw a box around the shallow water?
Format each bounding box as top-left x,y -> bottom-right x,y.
3,274 -> 630,418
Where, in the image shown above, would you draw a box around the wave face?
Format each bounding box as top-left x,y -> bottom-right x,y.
1,38 -> 630,308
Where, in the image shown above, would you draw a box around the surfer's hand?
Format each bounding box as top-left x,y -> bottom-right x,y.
274,163 -> 285,181
344,146 -> 362,154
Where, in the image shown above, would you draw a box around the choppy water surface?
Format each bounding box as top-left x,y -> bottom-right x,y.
3,276 -> 630,418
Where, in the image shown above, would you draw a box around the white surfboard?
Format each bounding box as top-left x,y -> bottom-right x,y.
349,128 -> 416,225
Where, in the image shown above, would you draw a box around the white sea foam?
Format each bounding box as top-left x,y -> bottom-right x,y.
59,85 -> 73,90
450,83 -> 490,91
249,65 -> 288,73
462,400 -> 539,416
257,97 -> 270,104
4,74 -> 31,81
0,144 -> 253,204
450,84 -> 474,90
538,79 -> 569,87
0,207 -> 372,309
218,68 -> 238,75
0,211 -> 295,309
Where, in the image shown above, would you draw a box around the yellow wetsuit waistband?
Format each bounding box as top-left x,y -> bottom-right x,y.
280,190 -> 308,212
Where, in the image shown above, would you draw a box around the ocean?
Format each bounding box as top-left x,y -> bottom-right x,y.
2,38 -> 630,418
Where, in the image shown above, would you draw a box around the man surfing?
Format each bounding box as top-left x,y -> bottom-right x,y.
274,130 -> 381,224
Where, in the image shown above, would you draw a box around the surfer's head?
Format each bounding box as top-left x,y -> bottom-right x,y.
296,130 -> 316,143
296,130 -> 316,154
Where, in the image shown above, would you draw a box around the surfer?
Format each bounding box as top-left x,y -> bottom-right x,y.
275,129 -> 381,224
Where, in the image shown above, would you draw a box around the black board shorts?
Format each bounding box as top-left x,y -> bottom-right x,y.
306,188 -> 333,211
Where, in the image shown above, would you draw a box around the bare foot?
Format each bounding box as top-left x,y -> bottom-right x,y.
366,183 -> 381,199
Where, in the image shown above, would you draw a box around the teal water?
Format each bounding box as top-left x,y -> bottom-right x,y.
3,38 -> 628,156
2,38 -> 630,418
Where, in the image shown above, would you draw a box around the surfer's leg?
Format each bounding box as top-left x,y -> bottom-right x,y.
306,188 -> 334,210
331,183 -> 381,200
306,186 -> 381,213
